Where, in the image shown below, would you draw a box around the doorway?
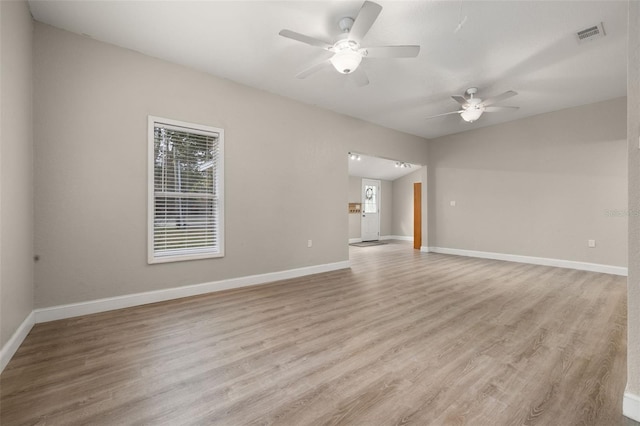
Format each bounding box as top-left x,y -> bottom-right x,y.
361,178 -> 380,241
347,153 -> 425,248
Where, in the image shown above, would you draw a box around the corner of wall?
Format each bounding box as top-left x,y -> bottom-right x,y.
626,0 -> 640,407
0,0 -> 36,361
0,312 -> 34,372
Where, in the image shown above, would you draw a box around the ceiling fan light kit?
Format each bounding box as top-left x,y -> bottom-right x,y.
330,40 -> 362,74
460,106 -> 484,123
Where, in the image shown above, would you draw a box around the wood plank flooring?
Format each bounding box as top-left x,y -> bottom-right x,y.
0,241 -> 633,425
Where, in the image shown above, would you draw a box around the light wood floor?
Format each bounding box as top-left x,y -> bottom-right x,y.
0,242 -> 633,425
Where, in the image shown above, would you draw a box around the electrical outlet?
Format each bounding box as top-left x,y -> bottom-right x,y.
588,239 -> 596,248
307,240 -> 313,248
450,201 -> 456,207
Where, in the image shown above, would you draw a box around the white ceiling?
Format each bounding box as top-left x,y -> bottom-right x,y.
28,1 -> 628,140
349,153 -> 421,181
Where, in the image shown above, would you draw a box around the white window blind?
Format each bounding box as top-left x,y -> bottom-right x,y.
148,116 -> 224,263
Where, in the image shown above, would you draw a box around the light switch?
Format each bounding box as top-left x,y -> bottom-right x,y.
450,201 -> 456,207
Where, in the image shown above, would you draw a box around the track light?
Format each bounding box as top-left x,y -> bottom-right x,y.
395,162 -> 411,168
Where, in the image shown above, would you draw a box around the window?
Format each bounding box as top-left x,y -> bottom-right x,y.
363,184 -> 377,213
148,116 -> 224,263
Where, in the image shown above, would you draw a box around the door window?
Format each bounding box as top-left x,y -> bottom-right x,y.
364,185 -> 377,213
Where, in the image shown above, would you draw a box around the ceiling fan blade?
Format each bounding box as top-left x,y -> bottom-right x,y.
426,110 -> 463,120
451,95 -> 468,106
482,90 -> 518,107
279,29 -> 332,49
296,60 -> 330,79
484,106 -> 519,112
363,45 -> 420,58
348,1 -> 383,43
350,67 -> 369,87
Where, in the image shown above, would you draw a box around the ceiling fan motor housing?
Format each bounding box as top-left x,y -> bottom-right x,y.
338,17 -> 355,33
465,87 -> 478,97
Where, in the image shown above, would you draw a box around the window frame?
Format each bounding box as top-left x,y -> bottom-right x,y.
147,115 -> 225,264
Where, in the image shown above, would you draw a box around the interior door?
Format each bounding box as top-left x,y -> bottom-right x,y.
361,178 -> 380,241
414,182 -> 422,249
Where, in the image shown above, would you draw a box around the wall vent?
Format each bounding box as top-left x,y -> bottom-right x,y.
576,22 -> 606,44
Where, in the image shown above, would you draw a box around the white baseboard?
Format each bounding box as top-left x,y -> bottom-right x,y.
624,391 -> 640,422
381,235 -> 413,242
34,260 -> 350,323
2,261 -> 349,373
420,246 -> 430,253
350,236 -> 413,244
427,247 -> 627,276
1,311 -> 35,373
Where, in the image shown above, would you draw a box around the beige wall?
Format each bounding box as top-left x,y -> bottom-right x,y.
627,0 -> 640,400
33,23 -> 429,308
381,180 -> 392,237
0,1 -> 34,349
347,176 -> 392,240
391,168 -> 422,238
428,97 -> 627,267
348,176 -> 361,240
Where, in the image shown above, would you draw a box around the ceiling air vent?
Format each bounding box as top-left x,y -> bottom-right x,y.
576,22 -> 606,44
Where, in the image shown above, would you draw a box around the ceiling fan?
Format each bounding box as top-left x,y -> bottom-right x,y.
426,88 -> 519,123
278,1 -> 420,87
